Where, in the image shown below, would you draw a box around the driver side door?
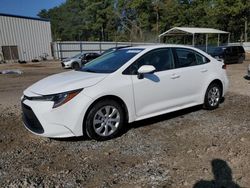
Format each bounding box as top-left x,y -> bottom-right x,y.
125,48 -> 181,118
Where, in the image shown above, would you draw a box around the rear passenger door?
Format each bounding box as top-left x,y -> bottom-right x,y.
171,48 -> 211,105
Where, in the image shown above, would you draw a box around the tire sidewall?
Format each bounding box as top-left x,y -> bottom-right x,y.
85,100 -> 125,141
204,83 -> 222,110
72,62 -> 80,70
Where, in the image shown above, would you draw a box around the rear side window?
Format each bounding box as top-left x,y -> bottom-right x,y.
174,48 -> 209,68
196,53 -> 209,64
232,46 -> 239,54
238,46 -> 245,53
85,53 -> 99,61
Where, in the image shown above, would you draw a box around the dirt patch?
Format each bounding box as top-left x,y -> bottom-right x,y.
0,60 -> 250,187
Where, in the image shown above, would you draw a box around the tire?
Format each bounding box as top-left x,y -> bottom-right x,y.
203,83 -> 222,110
238,56 -> 244,64
72,62 -> 80,70
85,99 -> 125,141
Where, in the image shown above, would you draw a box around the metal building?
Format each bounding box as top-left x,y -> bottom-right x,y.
0,13 -> 52,62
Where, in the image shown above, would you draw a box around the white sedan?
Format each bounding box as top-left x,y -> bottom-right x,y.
22,45 -> 229,140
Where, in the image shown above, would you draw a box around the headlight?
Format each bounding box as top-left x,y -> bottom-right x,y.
26,89 -> 83,108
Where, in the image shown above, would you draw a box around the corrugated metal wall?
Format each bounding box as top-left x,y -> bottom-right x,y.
0,14 -> 52,61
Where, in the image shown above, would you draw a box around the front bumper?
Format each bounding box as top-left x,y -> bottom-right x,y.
21,92 -> 94,138
61,61 -> 71,68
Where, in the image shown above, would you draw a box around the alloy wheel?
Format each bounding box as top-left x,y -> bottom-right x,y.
208,87 -> 220,107
93,105 -> 121,137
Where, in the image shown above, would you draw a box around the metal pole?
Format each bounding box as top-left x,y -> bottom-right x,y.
217,34 -> 220,46
99,42 -> 102,53
80,42 -> 83,53
59,43 -> 62,60
205,34 -> 208,52
192,34 -> 195,46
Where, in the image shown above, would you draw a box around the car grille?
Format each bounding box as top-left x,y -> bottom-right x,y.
22,102 -> 44,134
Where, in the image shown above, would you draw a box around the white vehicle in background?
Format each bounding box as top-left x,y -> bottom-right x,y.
61,52 -> 100,70
22,45 -> 229,141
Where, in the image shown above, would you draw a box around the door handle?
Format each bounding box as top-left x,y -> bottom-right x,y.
171,74 -> 180,79
201,69 -> 208,73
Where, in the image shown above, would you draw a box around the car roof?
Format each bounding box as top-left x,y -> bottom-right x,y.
122,44 -> 199,50
121,44 -> 208,54
216,45 -> 243,48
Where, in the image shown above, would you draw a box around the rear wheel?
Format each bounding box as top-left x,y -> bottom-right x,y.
72,62 -> 80,70
238,56 -> 244,64
85,100 -> 125,141
203,83 -> 222,110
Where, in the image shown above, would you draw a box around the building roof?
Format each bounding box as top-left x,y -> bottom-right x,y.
0,13 -> 50,22
159,27 -> 229,38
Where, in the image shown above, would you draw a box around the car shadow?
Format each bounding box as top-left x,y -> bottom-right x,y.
52,105 -> 202,142
51,135 -> 90,142
193,159 -> 241,188
127,105 -> 203,131
52,99 -> 226,142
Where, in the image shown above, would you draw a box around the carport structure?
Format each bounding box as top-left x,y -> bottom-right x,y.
158,27 -> 230,52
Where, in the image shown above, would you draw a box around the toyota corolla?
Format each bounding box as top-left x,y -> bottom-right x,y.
21,45 -> 229,140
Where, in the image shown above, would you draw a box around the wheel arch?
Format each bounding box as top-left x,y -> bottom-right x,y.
83,95 -> 129,129
208,79 -> 223,93
71,61 -> 80,68
203,79 -> 224,101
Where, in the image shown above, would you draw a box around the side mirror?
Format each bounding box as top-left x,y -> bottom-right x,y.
137,65 -> 156,79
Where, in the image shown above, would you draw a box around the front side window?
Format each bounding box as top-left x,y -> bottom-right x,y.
80,48 -> 143,73
124,48 -> 174,75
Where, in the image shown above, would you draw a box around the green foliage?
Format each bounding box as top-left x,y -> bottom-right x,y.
38,0 -> 250,42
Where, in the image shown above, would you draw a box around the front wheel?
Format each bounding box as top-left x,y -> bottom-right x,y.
72,62 -> 80,70
85,100 -> 125,141
203,83 -> 222,110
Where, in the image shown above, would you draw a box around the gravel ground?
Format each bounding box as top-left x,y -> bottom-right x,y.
0,60 -> 250,188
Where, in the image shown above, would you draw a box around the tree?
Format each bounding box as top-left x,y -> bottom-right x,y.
37,0 -> 250,42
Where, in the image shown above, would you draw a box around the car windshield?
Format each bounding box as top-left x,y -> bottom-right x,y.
72,53 -> 84,59
80,48 -> 144,73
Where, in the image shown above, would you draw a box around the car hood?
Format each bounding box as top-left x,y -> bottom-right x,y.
63,57 -> 79,62
24,70 -> 107,96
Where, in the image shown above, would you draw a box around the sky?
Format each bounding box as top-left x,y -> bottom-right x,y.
0,0 -> 66,18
